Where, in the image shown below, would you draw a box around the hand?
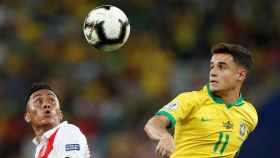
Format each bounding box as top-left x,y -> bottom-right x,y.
156,133 -> 175,158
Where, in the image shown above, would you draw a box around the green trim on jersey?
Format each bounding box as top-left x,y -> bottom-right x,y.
156,111 -> 176,129
207,84 -> 244,109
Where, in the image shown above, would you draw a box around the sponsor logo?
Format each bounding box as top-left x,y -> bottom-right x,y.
65,144 -> 80,151
201,117 -> 211,122
223,121 -> 234,129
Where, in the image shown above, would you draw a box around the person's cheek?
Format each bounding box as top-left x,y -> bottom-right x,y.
226,72 -> 235,86
221,72 -> 231,86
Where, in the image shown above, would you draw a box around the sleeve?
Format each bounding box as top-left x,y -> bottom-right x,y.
156,92 -> 198,128
248,106 -> 258,133
55,126 -> 91,158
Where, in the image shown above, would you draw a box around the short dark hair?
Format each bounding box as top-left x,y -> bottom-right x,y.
211,42 -> 253,70
25,82 -> 53,105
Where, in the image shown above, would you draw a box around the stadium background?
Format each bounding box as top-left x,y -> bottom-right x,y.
0,0 -> 279,157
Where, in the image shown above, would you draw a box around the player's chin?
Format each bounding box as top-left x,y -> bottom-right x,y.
209,84 -> 218,91
39,118 -> 60,126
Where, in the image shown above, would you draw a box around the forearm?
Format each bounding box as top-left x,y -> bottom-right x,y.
145,116 -> 176,158
144,117 -> 171,141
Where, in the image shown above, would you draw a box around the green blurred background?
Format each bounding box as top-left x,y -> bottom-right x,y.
0,0 -> 279,157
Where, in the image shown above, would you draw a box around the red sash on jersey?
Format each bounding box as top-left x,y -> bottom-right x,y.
38,128 -> 60,158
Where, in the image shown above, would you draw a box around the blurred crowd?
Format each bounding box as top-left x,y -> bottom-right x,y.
0,0 -> 279,158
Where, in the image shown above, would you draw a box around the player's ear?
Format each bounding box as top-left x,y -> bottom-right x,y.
24,112 -> 31,123
237,68 -> 247,81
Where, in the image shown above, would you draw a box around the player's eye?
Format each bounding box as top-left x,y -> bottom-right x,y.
218,64 -> 225,70
48,97 -> 56,104
34,98 -> 42,105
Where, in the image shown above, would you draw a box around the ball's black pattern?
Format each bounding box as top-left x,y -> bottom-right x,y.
94,19 -> 129,49
95,5 -> 113,10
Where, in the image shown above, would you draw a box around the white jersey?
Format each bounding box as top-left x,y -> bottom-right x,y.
33,121 -> 91,158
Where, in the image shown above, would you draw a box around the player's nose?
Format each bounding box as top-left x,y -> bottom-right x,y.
43,104 -> 51,109
210,72 -> 217,77
210,69 -> 217,77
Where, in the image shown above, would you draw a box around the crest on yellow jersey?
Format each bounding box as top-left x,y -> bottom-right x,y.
240,122 -> 247,136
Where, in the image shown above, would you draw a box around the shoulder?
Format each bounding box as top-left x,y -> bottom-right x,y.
242,101 -> 258,120
61,123 -> 83,133
177,88 -> 210,105
52,122 -> 90,157
178,88 -> 206,101
241,101 -> 258,131
168,88 -> 210,113
57,122 -> 87,141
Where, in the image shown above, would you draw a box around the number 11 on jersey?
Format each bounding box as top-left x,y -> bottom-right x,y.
213,132 -> 230,155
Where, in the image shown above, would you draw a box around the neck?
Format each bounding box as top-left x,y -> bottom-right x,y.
214,86 -> 241,104
32,123 -> 59,141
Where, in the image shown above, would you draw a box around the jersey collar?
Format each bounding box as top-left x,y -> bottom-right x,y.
206,84 -> 244,108
32,121 -> 67,145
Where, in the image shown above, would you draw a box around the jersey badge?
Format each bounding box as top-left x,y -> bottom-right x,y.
240,122 -> 247,136
65,144 -> 80,151
164,102 -> 178,110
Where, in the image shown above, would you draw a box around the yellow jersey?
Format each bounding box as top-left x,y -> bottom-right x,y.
156,85 -> 258,158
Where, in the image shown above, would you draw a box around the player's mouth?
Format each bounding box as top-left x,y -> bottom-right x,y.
43,110 -> 53,117
210,80 -> 218,85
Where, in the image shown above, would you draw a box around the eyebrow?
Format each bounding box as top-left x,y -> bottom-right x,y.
217,61 -> 227,65
32,93 -> 41,99
48,93 -> 55,96
32,93 -> 56,99
210,61 -> 227,65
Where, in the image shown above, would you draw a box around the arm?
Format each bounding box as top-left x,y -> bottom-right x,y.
144,115 -> 171,140
144,115 -> 175,158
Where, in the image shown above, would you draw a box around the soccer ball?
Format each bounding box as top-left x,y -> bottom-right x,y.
83,5 -> 130,52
